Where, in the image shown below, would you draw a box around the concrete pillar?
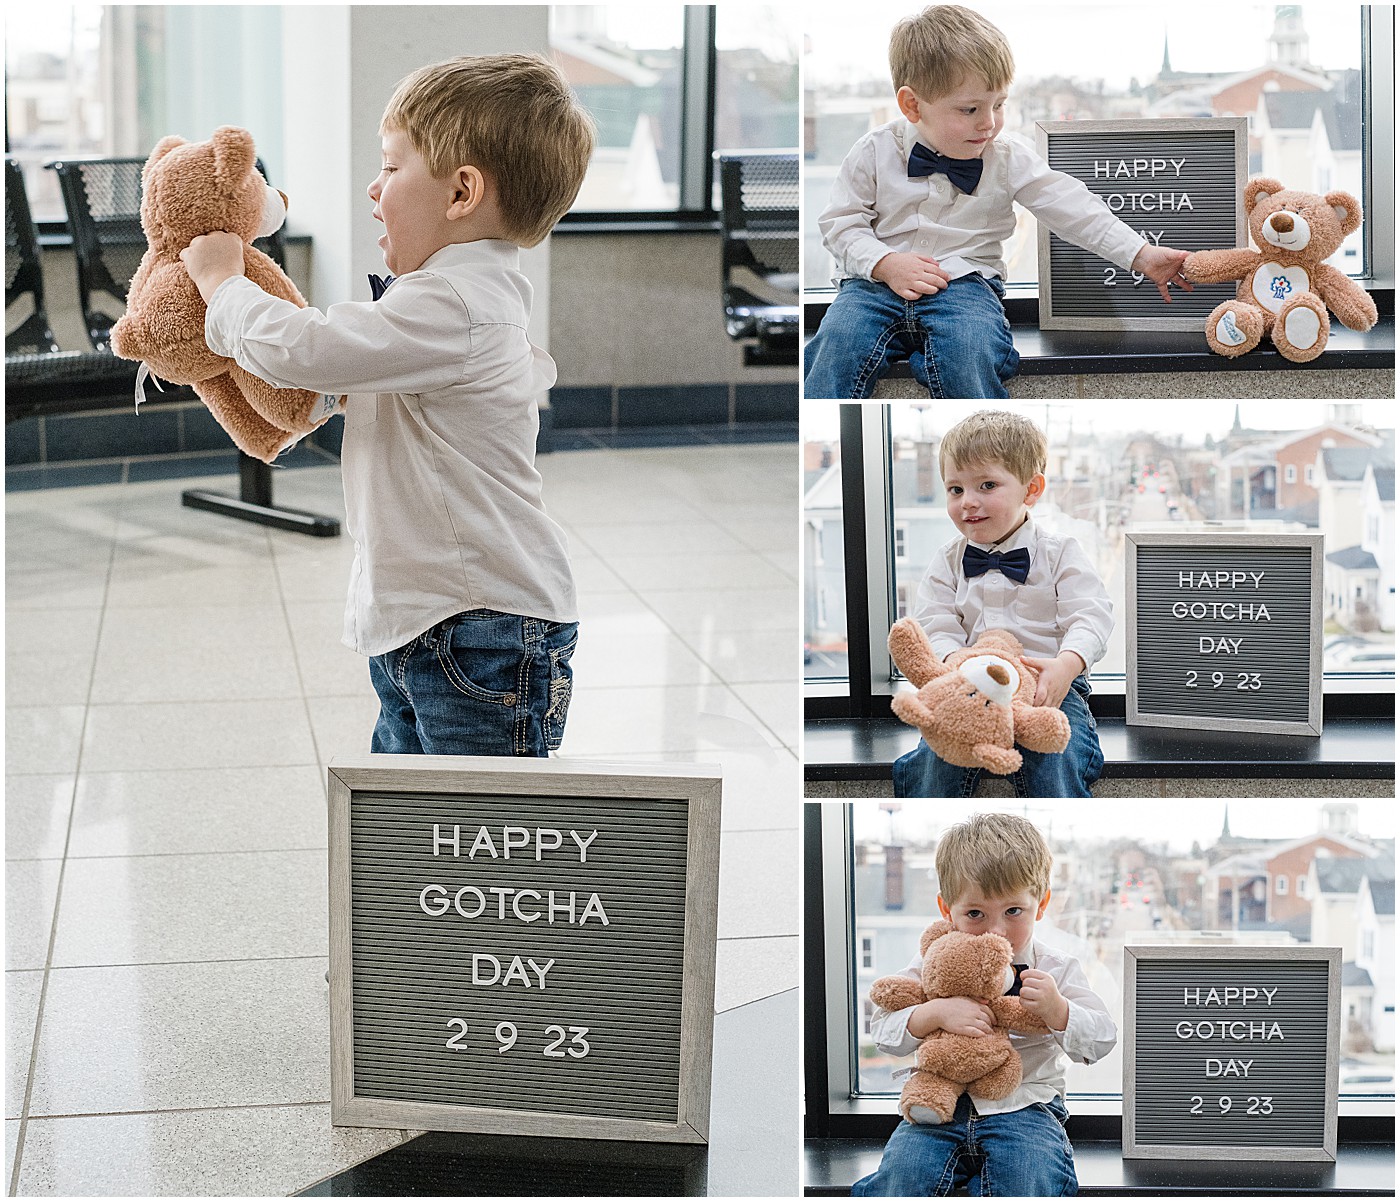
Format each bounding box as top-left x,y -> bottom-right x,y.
280,6 -> 552,349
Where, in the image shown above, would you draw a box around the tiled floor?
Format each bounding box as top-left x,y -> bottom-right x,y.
5,441 -> 799,1196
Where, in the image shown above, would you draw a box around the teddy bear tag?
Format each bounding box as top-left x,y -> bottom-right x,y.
1252,261 -> 1311,313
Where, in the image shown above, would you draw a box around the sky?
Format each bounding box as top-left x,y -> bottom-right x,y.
805,3 -> 1363,92
851,799 -> 1397,852
801,402 -> 1396,444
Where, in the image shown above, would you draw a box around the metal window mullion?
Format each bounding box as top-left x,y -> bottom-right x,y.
838,404 -> 873,717
862,404 -> 898,699
1363,5 -> 1395,286
678,5 -> 716,213
821,802 -> 857,1111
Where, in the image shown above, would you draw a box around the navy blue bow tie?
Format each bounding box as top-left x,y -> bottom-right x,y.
963,544 -> 1030,583
1006,964 -> 1030,996
368,273 -> 394,300
908,142 -> 984,194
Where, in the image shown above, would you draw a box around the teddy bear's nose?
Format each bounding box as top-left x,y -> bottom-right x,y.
987,663 -> 1009,686
1271,213 -> 1295,233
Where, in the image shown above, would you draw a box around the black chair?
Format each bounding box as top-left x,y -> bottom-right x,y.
5,157 -> 148,421
716,151 -> 799,367
46,154 -> 338,536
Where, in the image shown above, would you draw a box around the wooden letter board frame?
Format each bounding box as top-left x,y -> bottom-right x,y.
1123,944 -> 1341,1162
328,755 -> 722,1144
1126,530 -> 1324,736
1036,117 -> 1248,331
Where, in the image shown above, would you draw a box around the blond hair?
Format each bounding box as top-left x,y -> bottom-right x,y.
889,5 -> 1015,99
939,410 -> 1046,485
936,813 -> 1052,905
381,54 -> 595,248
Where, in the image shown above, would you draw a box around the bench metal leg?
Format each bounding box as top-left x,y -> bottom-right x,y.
181,453 -> 340,537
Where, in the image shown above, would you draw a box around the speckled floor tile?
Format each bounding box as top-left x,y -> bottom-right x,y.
5,608 -> 103,707
6,860 -> 62,970
642,587 -> 797,635
717,828 -> 798,940
562,684 -> 786,757
51,849 -> 327,967
7,971 -> 43,1118
28,958 -> 330,1115
714,935 -> 797,1013
67,765 -> 326,857
305,694 -> 380,767
602,551 -> 794,594
5,707 -> 86,776
79,700 -> 317,773
681,626 -> 800,685
282,600 -> 370,697
569,521 -> 751,559
14,1104 -> 408,1197
5,776 -> 76,861
727,681 -> 798,748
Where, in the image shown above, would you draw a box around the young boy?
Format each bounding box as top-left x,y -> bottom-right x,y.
805,4 -> 1192,399
180,54 -> 594,757
893,410 -> 1112,798
853,812 -> 1116,1197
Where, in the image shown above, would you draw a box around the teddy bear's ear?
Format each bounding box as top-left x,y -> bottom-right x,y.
1324,190 -> 1363,237
1244,176 -> 1285,213
209,125 -> 256,190
143,135 -> 186,182
919,919 -> 955,955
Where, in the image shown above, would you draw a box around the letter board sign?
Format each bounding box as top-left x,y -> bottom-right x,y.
1036,118 -> 1247,330
327,756 -> 721,1144
1123,944 -> 1341,1161
1126,531 -> 1324,736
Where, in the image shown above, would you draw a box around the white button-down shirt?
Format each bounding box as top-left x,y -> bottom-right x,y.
819,119 -> 1147,283
912,516 -> 1113,673
205,239 -> 575,655
869,938 -> 1118,1118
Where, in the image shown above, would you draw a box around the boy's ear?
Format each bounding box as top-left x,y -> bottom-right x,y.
936,894 -> 952,920
1037,888 -> 1051,919
446,165 -> 486,220
895,86 -> 922,124
1024,473 -> 1047,506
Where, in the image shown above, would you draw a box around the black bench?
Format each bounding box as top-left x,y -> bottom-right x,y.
718,152 -> 799,367
7,153 -> 337,535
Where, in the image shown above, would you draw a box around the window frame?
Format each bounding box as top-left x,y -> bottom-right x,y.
804,803 -> 1396,1138
803,403 -> 1397,720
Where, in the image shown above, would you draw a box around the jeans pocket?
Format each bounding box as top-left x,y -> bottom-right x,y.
437,613 -> 524,706
543,629 -> 578,751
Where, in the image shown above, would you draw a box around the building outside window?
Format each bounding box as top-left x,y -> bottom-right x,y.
803,3 -> 1369,290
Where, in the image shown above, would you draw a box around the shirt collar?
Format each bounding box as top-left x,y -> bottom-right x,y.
967,512 -> 1037,553
417,238 -> 521,274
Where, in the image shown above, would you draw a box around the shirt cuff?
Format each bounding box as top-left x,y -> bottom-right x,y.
203,274 -> 263,359
1106,228 -> 1149,274
1053,998 -> 1091,1059
1059,632 -> 1104,674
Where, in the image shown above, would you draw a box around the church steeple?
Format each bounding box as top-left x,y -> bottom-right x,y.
1221,804 -> 1232,840
1269,5 -> 1310,69
1161,31 -> 1173,76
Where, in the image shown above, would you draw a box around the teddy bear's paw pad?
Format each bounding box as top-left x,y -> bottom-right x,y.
1283,305 -> 1323,354
907,1104 -> 951,1126
1217,310 -> 1250,347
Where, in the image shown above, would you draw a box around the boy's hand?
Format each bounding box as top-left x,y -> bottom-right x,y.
872,252 -> 950,301
1020,650 -> 1083,708
1131,244 -> 1194,304
909,996 -> 996,1039
1017,968 -> 1069,1031
180,232 -> 246,303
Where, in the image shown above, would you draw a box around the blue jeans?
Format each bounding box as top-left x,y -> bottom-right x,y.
852,1094 -> 1078,1197
368,609 -> 578,756
891,676 -> 1103,799
804,274 -> 1020,399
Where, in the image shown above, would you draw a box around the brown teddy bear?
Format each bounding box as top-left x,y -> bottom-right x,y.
1183,177 -> 1377,363
871,919 -> 1049,1123
111,126 -> 335,463
888,619 -> 1071,775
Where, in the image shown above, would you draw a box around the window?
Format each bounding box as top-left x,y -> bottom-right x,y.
6,6 -> 797,230
804,408 -> 848,683
813,800 -> 1396,1121
1286,463 -> 1298,484
1276,874 -> 1289,895
1306,464 -> 1316,485
1298,875 -> 1309,897
803,3 -> 1376,291
804,401 -> 1396,714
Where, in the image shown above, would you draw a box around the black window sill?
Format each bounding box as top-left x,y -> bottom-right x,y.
804,1136 -> 1395,1196
802,290 -> 1395,375
803,714 -> 1395,781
